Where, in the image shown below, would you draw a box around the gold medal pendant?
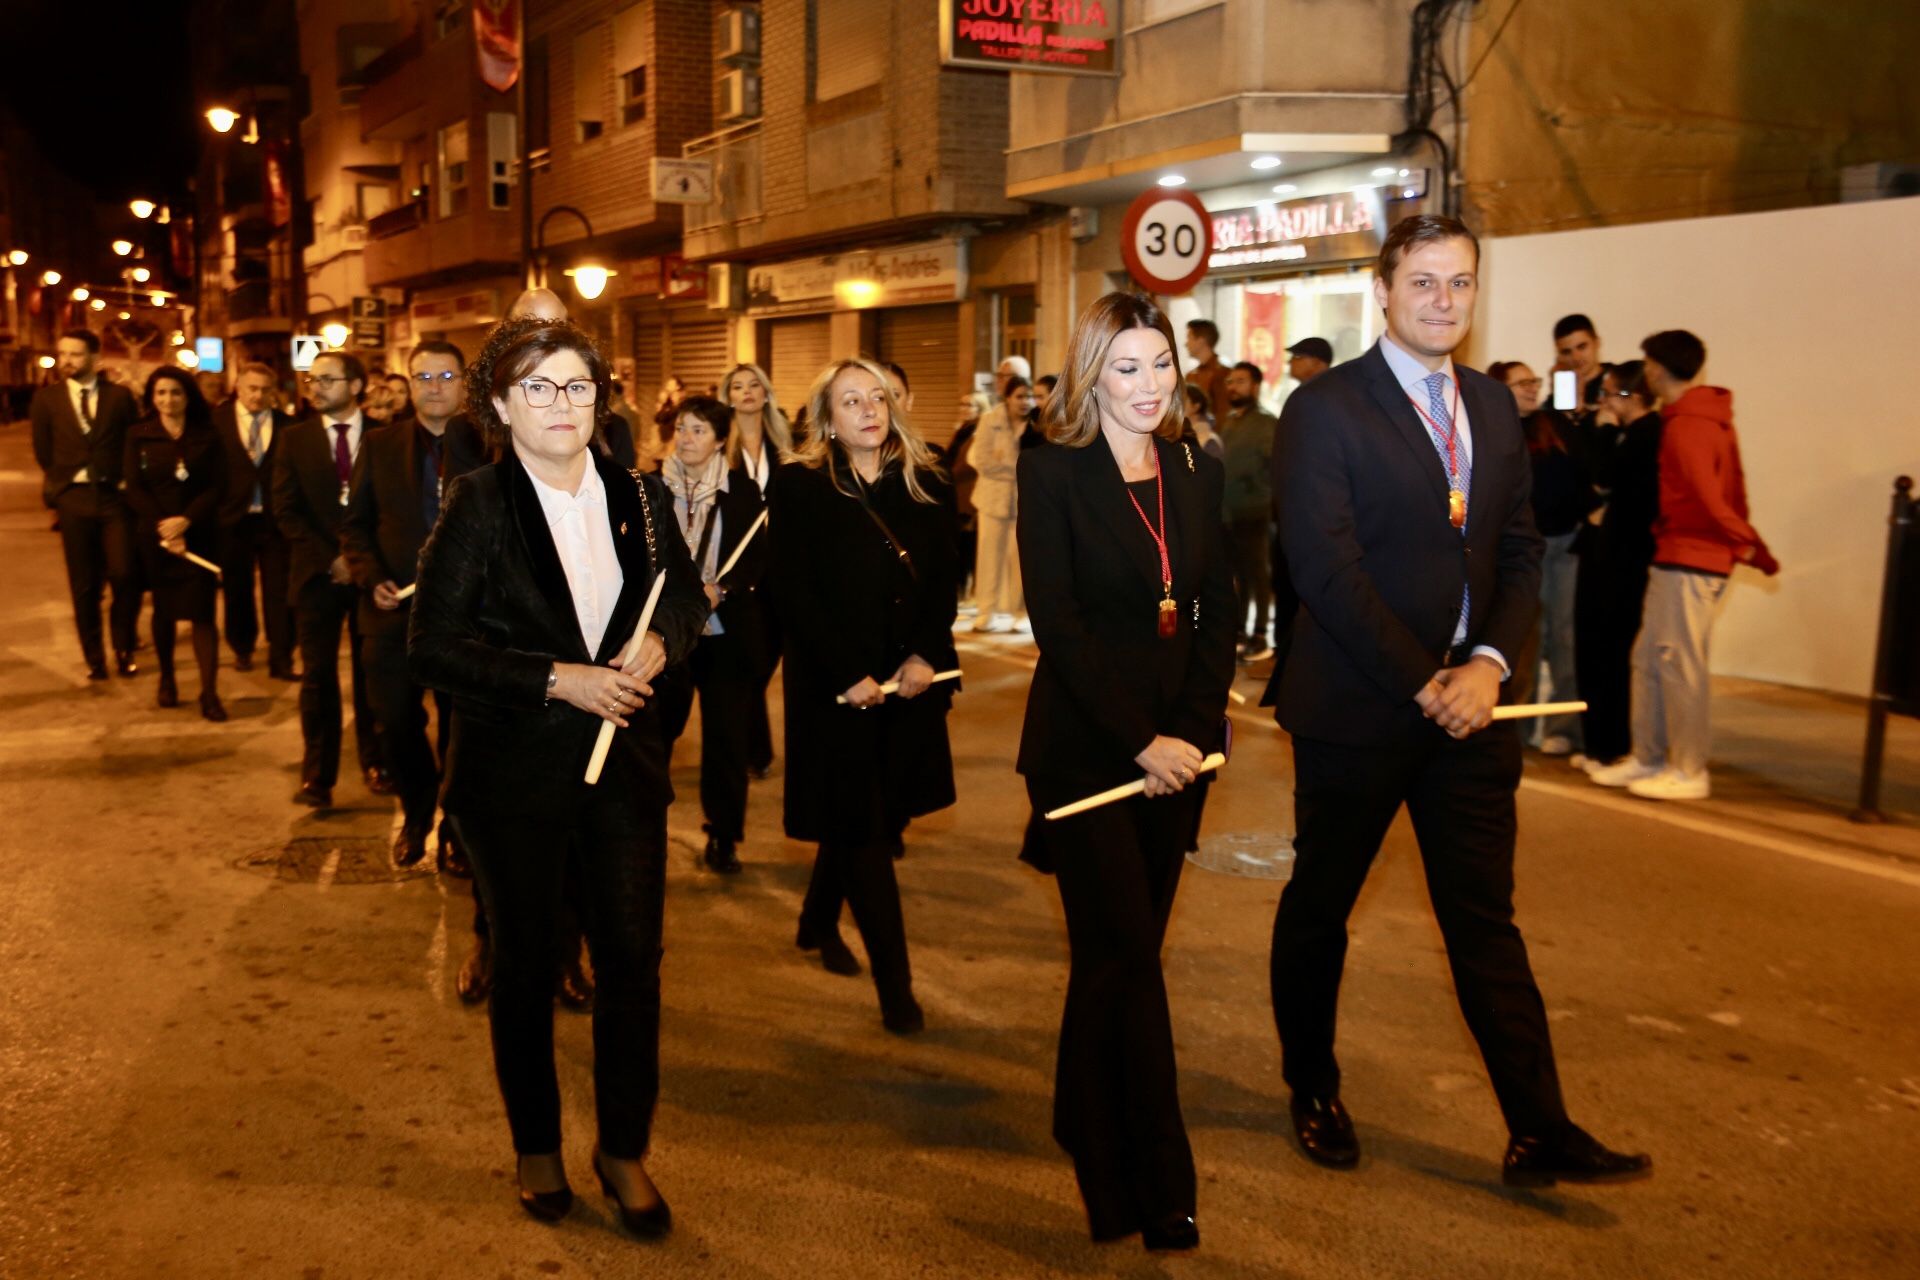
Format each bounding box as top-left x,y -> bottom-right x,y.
1448,488 -> 1467,529
1157,589 -> 1178,639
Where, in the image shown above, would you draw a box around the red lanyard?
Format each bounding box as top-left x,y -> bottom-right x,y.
1406,376 -> 1462,483
1124,445 -> 1172,593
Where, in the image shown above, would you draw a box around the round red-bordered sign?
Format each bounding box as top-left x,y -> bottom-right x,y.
1120,187 -> 1214,295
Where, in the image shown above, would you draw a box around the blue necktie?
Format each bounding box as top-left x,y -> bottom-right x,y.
1422,371 -> 1471,643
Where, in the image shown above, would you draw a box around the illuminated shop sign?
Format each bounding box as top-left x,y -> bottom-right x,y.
939,0 -> 1119,76
747,240 -> 967,316
1207,189 -> 1388,271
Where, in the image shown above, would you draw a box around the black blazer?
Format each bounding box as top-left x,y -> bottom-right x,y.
407,450 -> 709,820
769,458 -> 959,843
1014,436 -> 1237,797
122,417 -> 227,562
342,419 -> 442,633
213,399 -> 294,526
271,415 -> 360,600
30,378 -> 141,504
1263,343 -> 1542,745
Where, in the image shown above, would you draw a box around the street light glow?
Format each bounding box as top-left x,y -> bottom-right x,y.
6,249 -> 27,266
206,107 -> 239,133
89,299 -> 106,312
1251,156 -> 1283,170
150,292 -> 168,307
40,269 -> 61,286
71,287 -> 89,301
131,267 -> 152,282
37,355 -> 56,370
177,349 -> 201,369
111,239 -> 134,257
1156,174 -> 1187,187
170,331 -> 187,346
564,263 -> 615,300
130,200 -> 157,219
321,322 -> 351,348
118,311 -> 132,321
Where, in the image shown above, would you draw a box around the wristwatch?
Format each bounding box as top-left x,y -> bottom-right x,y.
545,665 -> 558,703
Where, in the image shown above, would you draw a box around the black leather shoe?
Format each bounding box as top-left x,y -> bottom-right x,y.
87,662 -> 109,681
703,835 -> 742,875
232,652 -> 254,672
1290,1093 -> 1360,1169
796,921 -> 863,976
556,956 -> 595,1012
156,675 -> 179,708
747,764 -> 770,781
269,662 -> 298,682
294,782 -> 333,809
592,1148 -> 671,1239
516,1157 -> 573,1223
1503,1123 -> 1652,1188
880,990 -> 925,1035
1141,1214 -> 1200,1252
457,936 -> 493,1005
392,826 -> 429,868
115,651 -> 138,677
364,766 -> 397,796
437,830 -> 472,878
199,693 -> 228,722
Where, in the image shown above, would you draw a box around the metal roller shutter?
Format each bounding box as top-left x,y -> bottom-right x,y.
769,316 -> 832,426
629,311 -> 665,419
876,304 -> 961,448
665,316 -> 731,398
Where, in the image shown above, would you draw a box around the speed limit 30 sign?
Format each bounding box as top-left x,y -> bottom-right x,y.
1120,186 -> 1214,295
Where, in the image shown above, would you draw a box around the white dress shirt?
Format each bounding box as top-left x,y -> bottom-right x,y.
1375,334 -> 1508,676
528,460 -> 624,656
67,376 -> 99,483
737,437 -> 772,491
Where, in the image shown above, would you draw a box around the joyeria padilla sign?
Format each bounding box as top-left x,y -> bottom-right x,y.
940,0 -> 1119,76
1207,188 -> 1388,271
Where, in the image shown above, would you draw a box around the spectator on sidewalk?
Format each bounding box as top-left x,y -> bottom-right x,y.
1285,336 -> 1333,386
1573,360 -> 1663,767
1590,331 -> 1779,801
1553,314 -> 1606,410
1490,360 -> 1593,755
1183,382 -> 1222,460
1218,361 -> 1277,660
971,375 -> 1033,632
1184,319 -> 1231,423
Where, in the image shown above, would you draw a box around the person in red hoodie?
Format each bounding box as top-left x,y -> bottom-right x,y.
1590,330 -> 1779,800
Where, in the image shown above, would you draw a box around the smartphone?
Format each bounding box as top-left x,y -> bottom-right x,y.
1551,369 -> 1578,411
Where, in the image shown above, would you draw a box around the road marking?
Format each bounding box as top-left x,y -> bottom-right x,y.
316,846 -> 342,890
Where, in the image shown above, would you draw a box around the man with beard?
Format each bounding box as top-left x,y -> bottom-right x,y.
1218,361 -> 1278,661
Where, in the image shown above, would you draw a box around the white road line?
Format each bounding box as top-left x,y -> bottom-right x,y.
316,845 -> 342,890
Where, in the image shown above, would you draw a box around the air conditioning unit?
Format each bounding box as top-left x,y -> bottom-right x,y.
716,69 -> 761,123
717,8 -> 761,63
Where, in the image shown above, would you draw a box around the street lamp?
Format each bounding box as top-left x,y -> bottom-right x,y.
130,200 -> 157,219
40,269 -> 61,287
564,263 -> 616,300
111,239 -> 134,257
177,348 -> 200,369
206,106 -> 239,133
37,355 -> 55,370
70,287 -> 89,302
321,321 -> 351,349
7,249 -> 27,266
89,298 -> 106,312
150,292 -> 168,307
131,266 -> 151,283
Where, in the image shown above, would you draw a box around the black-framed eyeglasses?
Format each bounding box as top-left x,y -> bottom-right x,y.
303,374 -> 347,387
516,377 -> 598,408
413,370 -> 461,385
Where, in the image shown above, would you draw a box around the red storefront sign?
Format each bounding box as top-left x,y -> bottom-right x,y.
1207,189 -> 1387,271
474,0 -> 522,93
939,0 -> 1118,76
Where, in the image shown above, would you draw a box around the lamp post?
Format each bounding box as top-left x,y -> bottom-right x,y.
530,205 -> 616,301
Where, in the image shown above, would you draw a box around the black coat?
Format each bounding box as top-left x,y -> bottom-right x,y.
669,468 -> 769,660
768,457 -> 959,844
1263,343 -> 1543,746
341,419 -> 458,634
122,416 -> 228,573
1014,436 -> 1236,797
272,415 -> 359,600
212,399 -> 294,526
30,378 -> 141,504
407,450 -> 709,821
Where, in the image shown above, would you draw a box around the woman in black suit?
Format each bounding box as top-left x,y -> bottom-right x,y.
1015,293 -> 1236,1253
657,394 -> 767,874
123,367 -> 229,719
408,318 -> 707,1235
770,357 -> 958,1034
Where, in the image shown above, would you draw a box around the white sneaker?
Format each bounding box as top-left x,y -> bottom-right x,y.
1628,769 -> 1710,801
1539,735 -> 1574,756
1588,757 -> 1662,788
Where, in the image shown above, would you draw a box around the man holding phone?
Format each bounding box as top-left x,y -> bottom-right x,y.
1552,314 -> 1605,410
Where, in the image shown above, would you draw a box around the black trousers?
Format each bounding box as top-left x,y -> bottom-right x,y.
800,837 -> 912,1004
294,577 -> 381,789
658,628 -> 755,842
452,788 -> 667,1158
1574,554 -> 1650,764
363,614 -> 441,832
1227,517 -> 1272,641
53,485 -> 138,665
1046,788 -> 1198,1240
1272,727 -> 1569,1139
219,512 -> 293,668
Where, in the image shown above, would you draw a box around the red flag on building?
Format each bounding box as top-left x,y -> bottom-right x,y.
474,0 -> 522,93
264,142 -> 293,228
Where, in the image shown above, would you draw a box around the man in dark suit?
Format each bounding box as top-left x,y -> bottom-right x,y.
30,329 -> 143,678
341,340 -> 484,865
273,351 -> 386,808
215,361 -> 296,678
1265,215 -> 1650,1188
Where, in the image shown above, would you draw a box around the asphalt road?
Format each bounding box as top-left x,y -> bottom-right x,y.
1,423 -> 1916,1279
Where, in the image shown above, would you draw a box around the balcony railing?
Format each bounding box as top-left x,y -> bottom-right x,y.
683,122 -> 762,233
367,199 -> 428,240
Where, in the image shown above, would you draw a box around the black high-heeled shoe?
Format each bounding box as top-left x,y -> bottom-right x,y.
795,919 -> 861,976
515,1156 -> 573,1223
1141,1214 -> 1199,1252
592,1147 -> 672,1239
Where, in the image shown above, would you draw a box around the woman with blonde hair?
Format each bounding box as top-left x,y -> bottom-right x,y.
723,361 -> 791,775
768,358 -> 959,1034
1015,293 -> 1235,1251
968,375 -> 1035,631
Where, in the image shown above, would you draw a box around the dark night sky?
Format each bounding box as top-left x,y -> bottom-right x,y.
1,1 -> 200,202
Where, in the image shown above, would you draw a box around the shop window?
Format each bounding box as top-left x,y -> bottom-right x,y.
620,67 -> 648,126
437,120 -> 470,218
808,0 -> 882,103
613,4 -> 650,128
487,113 -> 517,210
356,182 -> 393,223
434,0 -> 468,41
